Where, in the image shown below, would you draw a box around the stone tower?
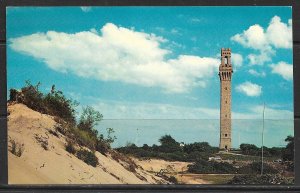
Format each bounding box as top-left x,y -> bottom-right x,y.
219,48 -> 233,150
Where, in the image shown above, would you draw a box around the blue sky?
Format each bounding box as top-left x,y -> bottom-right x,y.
7,6 -> 293,147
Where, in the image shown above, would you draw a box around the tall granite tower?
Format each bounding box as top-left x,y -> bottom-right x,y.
219,48 -> 233,150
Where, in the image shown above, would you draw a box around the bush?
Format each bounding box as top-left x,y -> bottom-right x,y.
186,151 -> 211,162
73,107 -> 115,155
70,127 -> 98,150
10,139 -> 24,157
158,135 -> 182,153
43,88 -> 78,127
282,136 -> 294,161
77,106 -> 102,135
187,159 -> 237,174
168,176 -> 179,184
240,143 -> 260,156
228,174 -> 294,185
238,162 -> 278,175
239,143 -> 284,158
10,81 -> 78,126
116,135 -> 218,162
19,81 -> 46,113
65,141 -> 76,154
96,139 -> 111,155
184,142 -> 219,154
76,149 -> 99,167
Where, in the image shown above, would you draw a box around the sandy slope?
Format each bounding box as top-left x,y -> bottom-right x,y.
134,158 -> 191,174
8,103 -> 165,184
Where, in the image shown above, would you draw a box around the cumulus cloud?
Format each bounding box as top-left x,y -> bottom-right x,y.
236,81 -> 262,97
248,69 -> 266,77
231,24 -> 269,51
231,16 -> 292,65
231,53 -> 243,67
10,23 -> 220,93
270,61 -> 293,80
267,17 -> 292,49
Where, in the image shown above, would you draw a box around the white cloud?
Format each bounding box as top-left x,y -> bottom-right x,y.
231,16 -> 292,65
10,23 -> 220,93
270,61 -> 293,80
231,53 -> 243,67
91,99 -> 292,120
247,48 -> 274,65
80,7 -> 92,12
248,69 -> 266,77
231,24 -> 269,51
93,100 -> 220,119
236,81 -> 262,97
267,17 -> 293,49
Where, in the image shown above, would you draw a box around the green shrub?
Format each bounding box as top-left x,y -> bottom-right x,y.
240,143 -> 260,156
116,135 -> 218,162
96,139 -> 111,155
20,81 -> 46,114
238,162 -> 278,174
158,135 -> 182,153
65,141 -> 76,154
77,106 -> 102,136
70,127 -> 97,150
184,142 -> 219,154
76,149 -> 99,167
239,143 -> 284,158
187,159 -> 237,174
43,89 -> 78,127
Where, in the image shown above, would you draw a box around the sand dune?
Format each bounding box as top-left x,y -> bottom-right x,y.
8,103 -> 166,184
134,158 -> 191,174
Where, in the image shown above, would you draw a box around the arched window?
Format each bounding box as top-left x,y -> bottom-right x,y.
224,56 -> 228,65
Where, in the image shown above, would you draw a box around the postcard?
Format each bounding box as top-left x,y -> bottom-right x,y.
7,6 -> 294,184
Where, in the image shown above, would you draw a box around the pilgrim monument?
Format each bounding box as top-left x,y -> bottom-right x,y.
219,48 -> 233,150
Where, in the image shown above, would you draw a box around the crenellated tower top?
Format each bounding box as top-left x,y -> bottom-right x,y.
219,48 -> 233,81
